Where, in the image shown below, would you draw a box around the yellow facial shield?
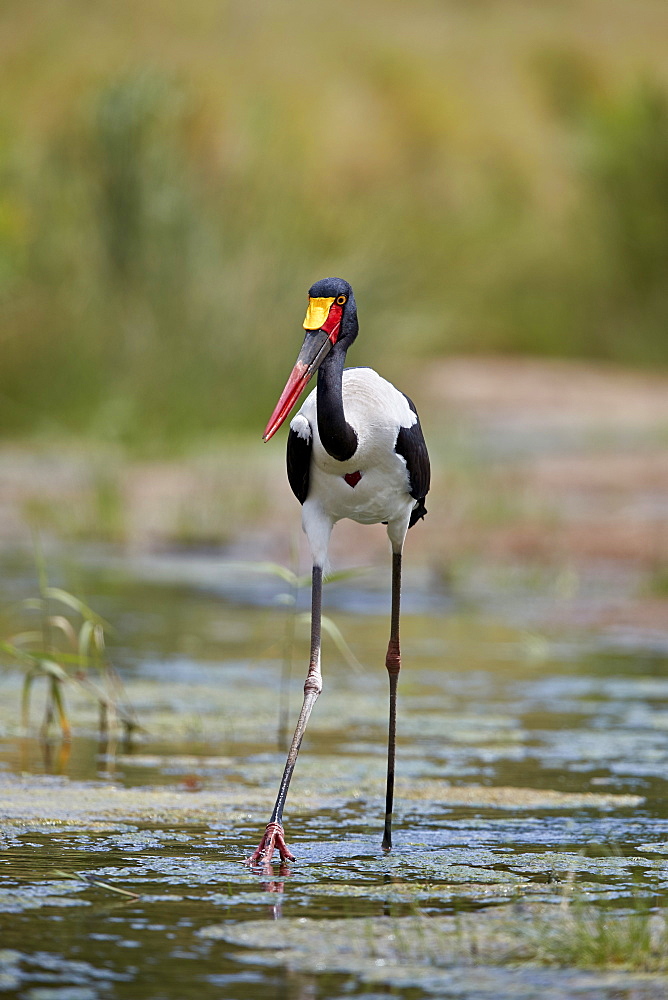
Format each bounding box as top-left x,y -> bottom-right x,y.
303,297 -> 336,331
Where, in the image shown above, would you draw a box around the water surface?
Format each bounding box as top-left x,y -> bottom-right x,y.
0,554 -> 666,998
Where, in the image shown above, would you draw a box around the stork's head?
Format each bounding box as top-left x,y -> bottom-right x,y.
263,277 -> 358,442
304,276 -> 358,345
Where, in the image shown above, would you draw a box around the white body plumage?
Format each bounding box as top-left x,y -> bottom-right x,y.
290,367 -> 418,566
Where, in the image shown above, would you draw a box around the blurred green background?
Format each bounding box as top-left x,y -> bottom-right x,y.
2,0 -> 667,451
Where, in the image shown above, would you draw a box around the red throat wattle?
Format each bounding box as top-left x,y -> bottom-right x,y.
320,301 -> 343,342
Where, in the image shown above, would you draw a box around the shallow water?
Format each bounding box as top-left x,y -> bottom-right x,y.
0,553 -> 667,998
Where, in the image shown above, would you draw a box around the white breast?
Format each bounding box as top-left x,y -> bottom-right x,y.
291,367 -> 417,536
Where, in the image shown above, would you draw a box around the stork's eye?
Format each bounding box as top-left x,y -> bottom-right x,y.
336,295 -> 347,305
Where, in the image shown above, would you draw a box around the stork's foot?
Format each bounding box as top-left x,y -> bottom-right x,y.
246,821 -> 295,866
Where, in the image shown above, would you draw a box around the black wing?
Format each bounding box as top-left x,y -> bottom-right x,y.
286,424 -> 312,505
395,394 -> 430,528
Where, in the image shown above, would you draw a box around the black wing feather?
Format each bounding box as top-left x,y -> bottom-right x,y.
286,425 -> 312,505
395,394 -> 430,528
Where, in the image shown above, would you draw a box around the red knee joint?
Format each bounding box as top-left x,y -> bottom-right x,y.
385,639 -> 401,675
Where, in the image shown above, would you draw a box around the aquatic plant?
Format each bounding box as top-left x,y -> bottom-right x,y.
1,550 -> 138,741
533,855 -> 668,972
53,869 -> 140,900
536,900 -> 668,972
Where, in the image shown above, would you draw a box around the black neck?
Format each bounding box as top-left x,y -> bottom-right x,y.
316,348 -> 358,462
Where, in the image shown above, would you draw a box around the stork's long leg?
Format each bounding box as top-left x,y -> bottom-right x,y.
246,564 -> 323,865
382,549 -> 402,851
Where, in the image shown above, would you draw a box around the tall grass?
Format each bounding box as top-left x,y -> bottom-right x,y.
0,1 -> 667,449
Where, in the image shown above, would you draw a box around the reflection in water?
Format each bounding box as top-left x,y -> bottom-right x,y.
39,736 -> 71,775
263,862 -> 290,919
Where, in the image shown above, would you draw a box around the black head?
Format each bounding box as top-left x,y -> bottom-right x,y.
308,276 -> 352,300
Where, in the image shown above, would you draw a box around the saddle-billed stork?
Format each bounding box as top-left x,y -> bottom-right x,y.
247,277 -> 430,865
